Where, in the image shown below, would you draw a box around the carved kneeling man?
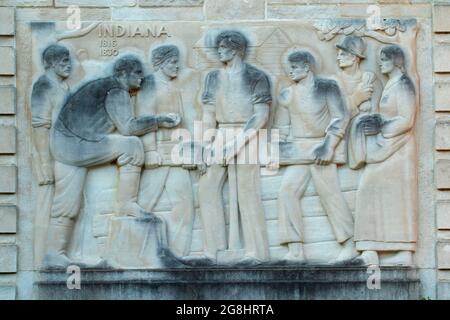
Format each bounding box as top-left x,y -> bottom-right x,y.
45,55 -> 180,268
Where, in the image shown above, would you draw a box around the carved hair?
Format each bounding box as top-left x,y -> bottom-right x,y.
380,44 -> 406,72
288,50 -> 316,73
215,30 -> 248,58
42,44 -> 70,70
113,55 -> 143,77
151,45 -> 179,68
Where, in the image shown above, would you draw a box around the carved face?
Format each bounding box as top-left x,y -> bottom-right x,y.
337,49 -> 356,69
379,52 -> 395,74
288,61 -> 309,82
161,56 -> 179,79
126,66 -> 144,89
217,40 -> 236,63
54,54 -> 72,79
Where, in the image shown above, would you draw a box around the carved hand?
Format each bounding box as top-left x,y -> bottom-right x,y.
40,162 -> 55,185
353,83 -> 374,107
144,151 -> 162,169
157,113 -> 181,128
313,141 -> 335,166
362,114 -> 383,136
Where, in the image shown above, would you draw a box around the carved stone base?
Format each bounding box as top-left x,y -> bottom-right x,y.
34,266 -> 420,300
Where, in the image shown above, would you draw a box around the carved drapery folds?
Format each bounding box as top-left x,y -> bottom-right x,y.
29,19 -> 418,269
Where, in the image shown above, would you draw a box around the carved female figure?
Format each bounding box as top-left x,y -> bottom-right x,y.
353,45 -> 417,266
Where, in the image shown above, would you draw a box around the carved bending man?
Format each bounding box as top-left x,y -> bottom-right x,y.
31,44 -> 72,185
274,50 -> 356,263
335,35 -> 382,169
136,45 -> 196,258
198,30 -> 271,265
45,55 -> 180,267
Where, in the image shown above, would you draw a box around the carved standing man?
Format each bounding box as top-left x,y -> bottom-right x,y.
335,35 -> 382,169
136,45 -> 197,258
45,55 -> 180,267
31,44 -> 72,185
274,50 -> 356,263
353,45 -> 417,266
198,30 -> 271,264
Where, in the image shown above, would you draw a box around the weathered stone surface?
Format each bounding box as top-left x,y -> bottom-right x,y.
0,47 -> 15,75
205,0 -> 265,20
111,7 -> 204,20
0,286 -> 15,300
437,242 -> 450,269
0,86 -> 15,114
0,8 -> 14,36
436,160 -> 450,190
0,205 -> 16,234
437,201 -> 450,231
0,126 -> 16,154
55,0 -> 136,7
435,81 -> 450,111
435,120 -> 450,150
0,0 -> 52,6
434,43 -> 450,73
433,4 -> 450,33
0,245 -> 17,273
35,267 -> 420,300
139,0 -> 203,6
0,166 -> 16,194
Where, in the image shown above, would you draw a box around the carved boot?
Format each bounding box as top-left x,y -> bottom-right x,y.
283,242 -> 307,263
116,164 -> 160,222
42,222 -> 73,269
357,250 -> 379,266
332,237 -> 359,263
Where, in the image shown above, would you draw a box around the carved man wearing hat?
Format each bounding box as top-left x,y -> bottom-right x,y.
336,35 -> 382,169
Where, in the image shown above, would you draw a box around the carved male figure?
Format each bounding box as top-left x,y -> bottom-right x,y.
198,30 -> 271,264
31,44 -> 72,185
335,35 -> 382,169
353,45 -> 417,266
136,45 -> 197,258
274,50 -> 356,263
45,55 -> 180,267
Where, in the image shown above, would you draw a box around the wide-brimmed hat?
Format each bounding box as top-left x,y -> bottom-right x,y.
336,35 -> 366,59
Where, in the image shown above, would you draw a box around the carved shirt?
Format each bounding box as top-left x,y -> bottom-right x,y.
275,77 -> 349,139
31,74 -> 69,128
54,76 -> 158,142
365,73 -> 416,163
202,63 -> 272,124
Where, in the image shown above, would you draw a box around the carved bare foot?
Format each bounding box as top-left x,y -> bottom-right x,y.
282,242 -> 306,263
233,256 -> 263,267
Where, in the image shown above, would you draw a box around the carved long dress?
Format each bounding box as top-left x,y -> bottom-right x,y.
354,74 -> 417,252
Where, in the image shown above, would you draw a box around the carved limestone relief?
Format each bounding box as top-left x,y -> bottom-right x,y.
28,19 -> 419,269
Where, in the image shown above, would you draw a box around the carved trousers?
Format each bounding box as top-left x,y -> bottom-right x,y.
198,164 -> 270,261
138,166 -> 195,257
278,164 -> 354,245
51,132 -> 145,220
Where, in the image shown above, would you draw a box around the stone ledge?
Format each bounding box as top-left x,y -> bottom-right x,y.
35,267 -> 420,299
139,0 -> 204,7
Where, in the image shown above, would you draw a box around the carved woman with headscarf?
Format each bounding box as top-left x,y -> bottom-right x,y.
353,45 -> 418,266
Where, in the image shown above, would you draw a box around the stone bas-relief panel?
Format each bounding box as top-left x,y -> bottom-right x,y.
28,19 -> 419,270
